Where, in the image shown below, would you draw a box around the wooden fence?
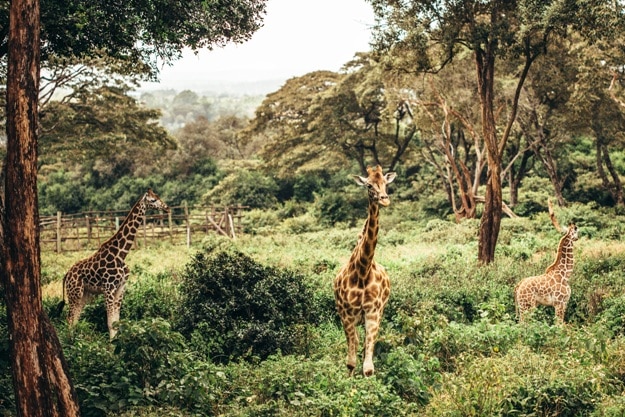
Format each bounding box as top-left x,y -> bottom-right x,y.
39,204 -> 247,253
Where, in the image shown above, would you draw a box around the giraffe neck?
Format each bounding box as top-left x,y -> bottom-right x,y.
350,198 -> 379,274
546,235 -> 575,279
100,199 -> 147,260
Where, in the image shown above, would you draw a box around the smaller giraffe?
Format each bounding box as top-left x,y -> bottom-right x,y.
62,189 -> 169,338
514,222 -> 579,324
334,165 -> 396,377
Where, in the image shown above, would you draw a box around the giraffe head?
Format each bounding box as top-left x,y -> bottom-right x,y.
143,188 -> 170,213
354,165 -> 396,207
566,222 -> 579,241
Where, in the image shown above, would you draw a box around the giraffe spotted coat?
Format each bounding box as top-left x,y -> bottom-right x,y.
62,189 -> 169,338
514,223 -> 579,323
334,165 -> 396,377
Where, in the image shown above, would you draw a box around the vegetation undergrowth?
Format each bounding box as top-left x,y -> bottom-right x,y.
1,202 -> 625,416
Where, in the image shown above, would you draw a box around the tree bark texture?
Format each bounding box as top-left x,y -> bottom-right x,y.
1,0 -> 80,415
475,46 -> 502,264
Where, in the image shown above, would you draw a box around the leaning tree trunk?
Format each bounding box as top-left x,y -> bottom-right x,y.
476,47 -> 502,264
596,140 -> 624,206
1,0 -> 80,415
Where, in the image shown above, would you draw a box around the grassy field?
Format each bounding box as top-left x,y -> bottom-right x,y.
4,201 -> 625,416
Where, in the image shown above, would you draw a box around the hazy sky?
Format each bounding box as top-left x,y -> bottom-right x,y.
141,0 -> 375,90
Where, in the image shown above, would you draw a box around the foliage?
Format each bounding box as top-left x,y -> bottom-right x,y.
0,0 -> 267,74
3,201 -> 625,416
175,250 -> 319,363
203,169 -> 279,209
39,85 -> 176,169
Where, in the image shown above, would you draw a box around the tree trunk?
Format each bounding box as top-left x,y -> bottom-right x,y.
534,145 -> 566,206
476,46 -> 502,264
596,139 -> 624,206
1,0 -> 80,415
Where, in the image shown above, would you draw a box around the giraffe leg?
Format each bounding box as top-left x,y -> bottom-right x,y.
362,312 -> 381,377
106,283 -> 126,339
554,303 -> 566,325
67,295 -> 88,326
66,279 -> 86,326
341,317 -> 359,376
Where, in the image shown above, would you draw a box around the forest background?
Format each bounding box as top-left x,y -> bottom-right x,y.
2,0 -> 625,416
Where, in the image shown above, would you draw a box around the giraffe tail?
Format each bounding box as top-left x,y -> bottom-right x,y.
513,283 -> 520,322
51,273 -> 67,319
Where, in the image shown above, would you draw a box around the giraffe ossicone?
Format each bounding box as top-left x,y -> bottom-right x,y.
62,189 -> 169,339
514,222 -> 579,324
333,165 -> 396,377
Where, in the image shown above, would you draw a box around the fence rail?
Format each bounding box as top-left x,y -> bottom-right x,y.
39,204 -> 247,253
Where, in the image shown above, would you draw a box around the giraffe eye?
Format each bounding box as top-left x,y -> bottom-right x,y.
366,183 -> 373,189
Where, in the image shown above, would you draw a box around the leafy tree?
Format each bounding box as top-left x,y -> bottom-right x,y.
203,169 -> 279,209
1,0 -> 80,415
247,57 -> 419,177
245,70 -> 347,176
309,54 -> 418,174
172,115 -> 251,167
39,85 -> 176,170
566,37 -> 625,206
367,0 -> 622,263
0,0 -> 268,75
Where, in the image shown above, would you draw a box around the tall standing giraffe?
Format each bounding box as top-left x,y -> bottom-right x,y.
62,189 -> 169,338
334,165 -> 396,377
514,222 -> 579,324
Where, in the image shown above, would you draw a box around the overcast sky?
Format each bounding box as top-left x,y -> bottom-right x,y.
141,0 -> 375,91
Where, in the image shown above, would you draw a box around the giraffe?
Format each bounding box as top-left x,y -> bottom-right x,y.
61,189 -> 169,338
333,165 -> 396,377
514,222 -> 579,324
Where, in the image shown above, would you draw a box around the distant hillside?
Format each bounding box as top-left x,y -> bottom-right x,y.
139,78 -> 286,97
136,87 -> 268,132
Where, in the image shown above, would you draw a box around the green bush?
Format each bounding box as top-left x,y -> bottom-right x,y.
113,318 -> 224,414
314,192 -> 366,226
38,170 -> 87,215
204,170 -> 279,209
225,353 -> 416,417
596,295 -> 625,337
175,250 -> 318,363
501,377 -> 598,416
121,271 -> 179,322
63,333 -> 144,417
378,347 -> 440,406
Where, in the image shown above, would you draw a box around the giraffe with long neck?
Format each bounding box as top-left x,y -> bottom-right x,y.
514,223 -> 579,324
334,165 -> 396,377
62,189 -> 169,338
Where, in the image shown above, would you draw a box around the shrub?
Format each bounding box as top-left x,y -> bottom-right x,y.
378,347 -> 440,406
38,170 -> 86,215
175,250 -> 318,363
121,271 -> 179,322
113,318 -> 224,414
501,377 -> 598,416
203,170 -> 279,209
63,332 -> 144,417
314,192 -> 365,226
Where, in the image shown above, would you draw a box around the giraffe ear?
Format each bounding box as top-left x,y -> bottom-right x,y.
385,172 -> 397,184
353,175 -> 368,186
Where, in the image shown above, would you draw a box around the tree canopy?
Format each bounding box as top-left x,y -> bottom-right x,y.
366,0 -> 624,263
0,0 -> 268,76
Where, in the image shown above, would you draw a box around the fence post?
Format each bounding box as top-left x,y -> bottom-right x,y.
168,209 -> 173,244
184,202 -> 190,247
86,215 -> 91,247
56,211 -> 62,253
